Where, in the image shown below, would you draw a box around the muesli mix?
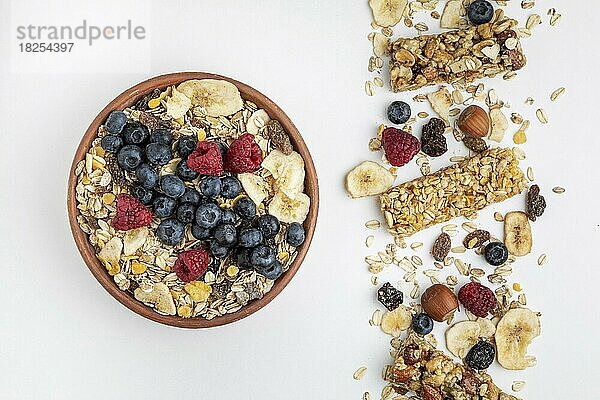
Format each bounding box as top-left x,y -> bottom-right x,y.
352,0 -> 564,399
74,79 -> 310,319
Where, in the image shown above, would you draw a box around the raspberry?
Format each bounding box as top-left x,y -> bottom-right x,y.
458,282 -> 497,317
381,127 -> 420,167
224,133 -> 262,173
187,141 -> 223,176
112,194 -> 153,231
173,249 -> 210,282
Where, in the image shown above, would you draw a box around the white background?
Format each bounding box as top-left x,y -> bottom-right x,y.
1,1 -> 599,399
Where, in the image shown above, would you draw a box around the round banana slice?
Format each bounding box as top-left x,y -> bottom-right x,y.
176,79 -> 243,117
368,0 -> 408,27
238,173 -> 270,206
345,161 -> 395,198
380,305 -> 412,337
165,87 -> 192,119
268,191 -> 310,224
261,150 -> 289,179
504,211 -> 533,256
247,109 -> 270,136
445,321 -> 481,358
275,152 -> 305,198
495,308 -> 540,370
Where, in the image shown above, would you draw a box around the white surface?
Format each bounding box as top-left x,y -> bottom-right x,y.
0,1 -> 599,399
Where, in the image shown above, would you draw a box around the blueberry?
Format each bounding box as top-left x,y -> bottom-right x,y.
123,122 -> 149,145
177,135 -> 197,158
255,214 -> 280,239
220,209 -> 238,225
146,143 -> 172,166
412,313 -> 434,335
101,135 -> 123,153
467,0 -> 494,25
153,196 -> 177,218
149,128 -> 172,145
465,340 -> 495,370
135,163 -> 158,189
257,260 -> 283,280
180,187 -> 201,205
387,101 -> 411,125
209,240 -> 230,259
176,202 -> 197,224
160,175 -> 185,198
484,242 -> 509,266
285,222 -> 305,247
176,159 -> 199,181
195,203 -> 222,229
117,145 -> 143,171
199,176 -> 222,198
234,197 -> 256,219
220,176 -> 242,199
214,224 -> 237,246
156,218 -> 186,245
235,248 -> 253,269
130,185 -> 154,205
250,245 -> 276,269
191,224 -> 212,240
238,228 -> 263,248
104,111 -> 128,134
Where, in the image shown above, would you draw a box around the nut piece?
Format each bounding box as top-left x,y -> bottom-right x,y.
420,284 -> 458,322
457,105 -> 490,138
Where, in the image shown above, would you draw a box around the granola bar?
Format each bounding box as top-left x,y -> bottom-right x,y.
389,15 -> 526,92
380,148 -> 526,237
384,333 -> 518,400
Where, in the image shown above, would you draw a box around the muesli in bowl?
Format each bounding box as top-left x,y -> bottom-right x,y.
68,73 -> 318,328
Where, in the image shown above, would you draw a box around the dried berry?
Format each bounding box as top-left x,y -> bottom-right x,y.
224,133 -> 263,173
461,370 -> 481,395
526,184 -> 546,221
138,112 -> 161,130
463,229 -> 491,249
105,153 -> 127,187
458,282 -> 497,317
465,340 -> 495,370
381,127 -> 421,167
187,141 -> 224,176
462,135 -> 489,153
421,118 -> 447,157
173,249 -> 210,283
431,232 -> 451,261
112,194 -> 153,231
377,282 -> 404,311
266,120 -> 293,155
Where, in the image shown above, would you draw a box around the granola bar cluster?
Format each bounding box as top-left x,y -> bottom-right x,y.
389,15 -> 526,92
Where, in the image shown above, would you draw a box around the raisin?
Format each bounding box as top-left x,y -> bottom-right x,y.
463,229 -> 491,249
378,282 -> 404,311
421,118 -> 447,157
526,184 -> 546,221
431,232 -> 451,261
266,120 -> 293,155
105,153 -> 127,187
462,135 -> 489,153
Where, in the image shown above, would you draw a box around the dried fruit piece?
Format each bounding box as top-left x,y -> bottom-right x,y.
123,227 -> 149,256
177,79 -> 244,117
271,151 -> 305,197
368,0 -> 408,27
378,282 -> 404,311
134,282 -> 176,315
465,340 -> 495,370
266,120 -> 293,155
504,211 -> 532,256
184,280 -> 212,302
462,135 -> 488,153
98,237 -> 123,273
526,184 -> 546,221
421,284 -> 458,322
187,141 -> 224,176
224,133 -> 263,173
345,161 -> 395,198
431,232 -> 451,261
238,173 -> 269,205
268,191 -> 310,224
165,87 -> 192,119
173,249 -> 210,283
458,105 -> 490,138
381,305 -> 412,336
112,194 -> 153,231
382,127 -> 421,167
445,320 -> 481,358
477,317 -> 496,338
421,118 -> 447,157
488,107 -> 508,142
463,229 -> 490,249
458,282 -> 497,317
426,87 -> 452,122
495,308 -> 540,370
513,129 -> 527,144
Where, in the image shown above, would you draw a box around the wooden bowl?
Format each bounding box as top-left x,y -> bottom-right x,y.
67,72 -> 319,328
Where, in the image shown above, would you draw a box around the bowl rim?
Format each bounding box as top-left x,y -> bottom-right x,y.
67,71 -> 319,328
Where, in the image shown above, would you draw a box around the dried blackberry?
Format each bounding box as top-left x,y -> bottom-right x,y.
465,340 -> 495,370
105,153 -> 127,187
266,120 -> 293,155
526,184 -> 546,221
431,232 -> 451,261
138,112 -> 160,130
462,135 -> 488,153
463,229 -> 491,249
377,282 -> 404,311
421,118 -> 447,157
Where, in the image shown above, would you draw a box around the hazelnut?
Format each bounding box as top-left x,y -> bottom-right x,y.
457,105 -> 490,138
420,284 -> 458,322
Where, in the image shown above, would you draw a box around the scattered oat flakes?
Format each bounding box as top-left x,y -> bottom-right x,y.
550,87 -> 565,101
536,108 -> 548,124
366,219 -> 382,229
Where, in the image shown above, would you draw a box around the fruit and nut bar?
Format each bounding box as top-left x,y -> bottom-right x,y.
389,15 -> 526,92
384,333 -> 518,400
379,148 -> 526,237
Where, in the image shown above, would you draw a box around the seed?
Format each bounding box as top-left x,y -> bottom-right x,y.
537,253 -> 547,265
450,156 -> 465,162
518,293 -> 527,305
451,246 -> 466,254
366,235 -> 375,248
353,366 -> 367,380
552,186 -> 565,194
363,392 -> 372,400
365,81 -> 374,96
365,220 -> 381,229
513,283 -> 522,291
536,108 -> 548,124
525,97 -> 535,105
371,275 -> 378,285
417,112 -> 429,118
551,87 -> 565,101
414,22 -> 428,32
373,77 -> 384,88
526,166 -> 535,181
410,242 -> 423,251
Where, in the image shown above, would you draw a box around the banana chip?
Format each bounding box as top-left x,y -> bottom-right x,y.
238,173 -> 270,205
445,321 -> 481,358
134,282 -> 176,315
177,79 -> 243,117
247,109 -> 270,136
369,0 -> 408,27
165,87 -> 192,120
345,161 -> 395,198
268,191 -> 310,224
427,87 -> 452,122
380,305 -> 412,337
495,308 -> 540,370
